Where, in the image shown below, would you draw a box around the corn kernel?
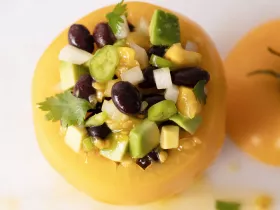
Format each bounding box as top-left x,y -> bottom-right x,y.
96,91 -> 104,102
120,155 -> 133,167
158,151 -> 168,163
122,120 -> 133,129
255,195 -> 272,210
93,138 -> 111,149
92,82 -> 106,90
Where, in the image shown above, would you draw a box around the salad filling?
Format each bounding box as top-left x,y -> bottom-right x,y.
38,0 -> 210,169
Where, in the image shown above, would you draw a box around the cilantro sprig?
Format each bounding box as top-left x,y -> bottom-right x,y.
106,0 -> 127,34
216,200 -> 241,210
37,90 -> 92,127
193,80 -> 207,104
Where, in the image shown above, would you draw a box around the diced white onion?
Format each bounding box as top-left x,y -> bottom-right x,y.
102,100 -> 115,117
164,85 -> 179,103
153,68 -> 173,89
115,15 -> 130,39
136,17 -> 149,36
130,42 -> 149,68
121,66 -> 144,85
59,45 -> 93,65
185,41 -> 198,52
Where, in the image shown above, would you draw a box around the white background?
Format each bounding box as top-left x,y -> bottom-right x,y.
1,0 -> 280,209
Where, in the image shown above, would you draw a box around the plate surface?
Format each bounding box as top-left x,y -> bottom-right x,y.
1,0 -> 280,209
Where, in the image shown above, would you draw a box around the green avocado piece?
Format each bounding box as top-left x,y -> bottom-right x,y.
64,126 -> 87,153
82,137 -> 95,152
129,120 -> 160,158
100,133 -> 129,162
169,114 -> 202,135
150,54 -> 174,68
85,112 -> 108,127
149,10 -> 180,46
148,100 -> 177,122
59,61 -> 89,91
160,125 -> 179,149
113,39 -> 128,47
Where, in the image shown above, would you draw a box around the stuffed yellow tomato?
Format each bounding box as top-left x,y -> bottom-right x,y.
32,1 -> 226,205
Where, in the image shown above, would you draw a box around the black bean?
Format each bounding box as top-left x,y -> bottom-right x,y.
104,97 -> 112,101
93,23 -> 116,48
111,81 -> 141,114
171,67 -> 210,88
147,149 -> 159,162
73,75 -> 95,100
147,46 -> 168,58
159,120 -> 177,128
128,21 -> 135,32
138,66 -> 157,89
143,94 -> 165,110
136,156 -> 151,169
68,24 -> 94,53
86,123 -> 111,139
86,102 -> 103,119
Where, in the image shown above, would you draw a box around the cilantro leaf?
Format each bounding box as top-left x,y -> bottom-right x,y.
216,200 -> 241,210
193,80 -> 207,104
106,0 -> 127,34
37,91 -> 92,127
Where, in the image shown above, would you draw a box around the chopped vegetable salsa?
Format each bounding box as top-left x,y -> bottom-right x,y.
38,0 -> 210,169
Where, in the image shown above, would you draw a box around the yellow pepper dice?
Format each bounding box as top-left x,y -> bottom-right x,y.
177,86 -> 201,119
165,43 -> 202,68
116,47 -> 139,77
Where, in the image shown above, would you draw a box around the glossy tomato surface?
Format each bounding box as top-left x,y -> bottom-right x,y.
32,2 -> 226,205
225,20 -> 280,166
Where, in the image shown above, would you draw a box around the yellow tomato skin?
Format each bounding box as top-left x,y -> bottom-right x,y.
32,2 -> 226,205
225,20 -> 280,166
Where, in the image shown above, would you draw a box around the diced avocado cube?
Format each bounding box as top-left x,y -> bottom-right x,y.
149,10 -> 180,46
64,126 -> 87,153
59,61 -> 89,91
169,114 -> 202,135
100,133 -> 129,162
150,54 -> 174,68
129,120 -> 160,158
160,125 -> 179,149
148,100 -> 177,122
85,112 -> 108,127
82,137 -> 95,152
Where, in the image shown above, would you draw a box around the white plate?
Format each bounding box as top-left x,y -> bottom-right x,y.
1,0 -> 280,209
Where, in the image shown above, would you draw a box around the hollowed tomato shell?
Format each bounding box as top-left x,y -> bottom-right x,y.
32,1 -> 226,205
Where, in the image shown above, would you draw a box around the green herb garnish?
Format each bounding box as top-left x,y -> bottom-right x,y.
106,0 -> 127,34
193,80 -> 207,104
216,200 -> 241,210
37,90 -> 92,127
